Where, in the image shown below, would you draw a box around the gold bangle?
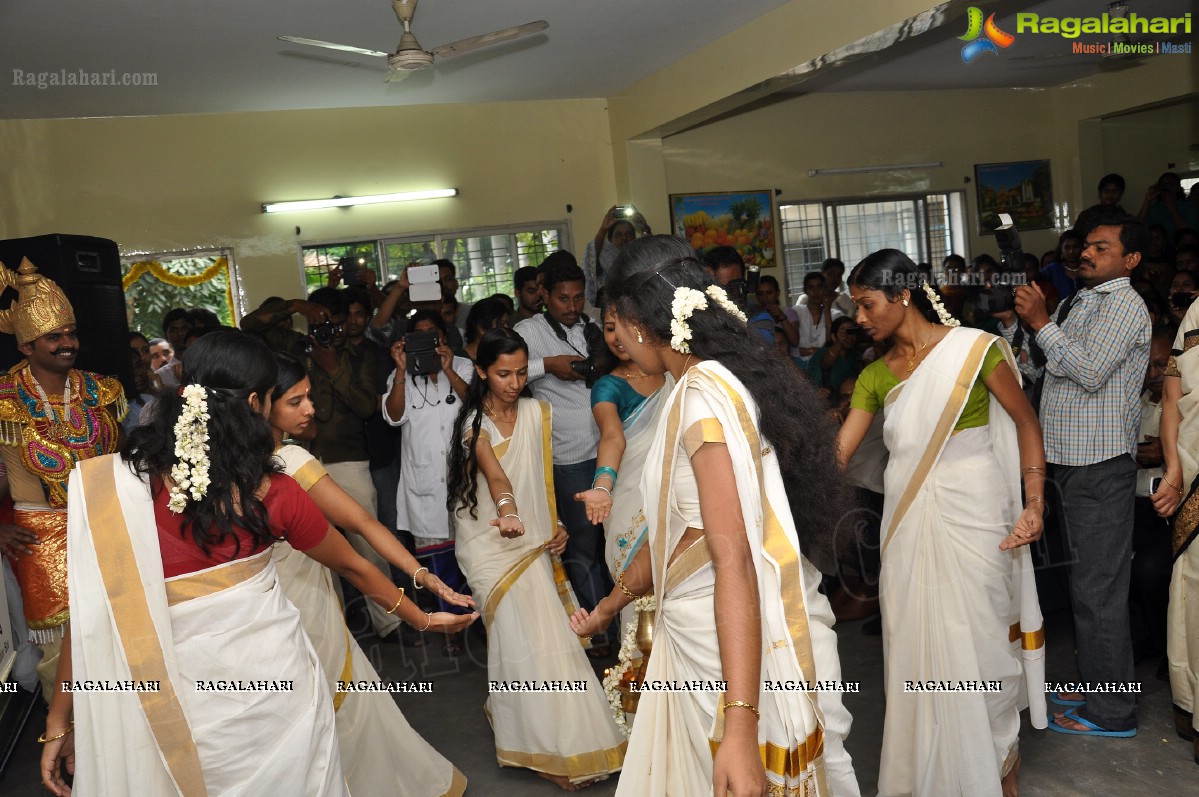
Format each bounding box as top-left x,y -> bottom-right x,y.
38,722 -> 74,744
412,566 -> 429,590
1163,475 -> 1184,494
420,611 -> 433,632
386,588 -> 406,615
1022,466 -> 1045,475
723,700 -> 760,718
617,570 -> 640,600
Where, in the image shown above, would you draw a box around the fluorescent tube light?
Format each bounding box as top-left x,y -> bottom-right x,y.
262,188 -> 458,213
807,162 -> 943,177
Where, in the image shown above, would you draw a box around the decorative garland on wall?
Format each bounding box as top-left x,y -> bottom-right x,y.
122,257 -> 235,320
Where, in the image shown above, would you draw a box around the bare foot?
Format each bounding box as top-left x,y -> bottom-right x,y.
1001,752 -> 1020,797
1050,710 -> 1091,732
1056,691 -> 1084,703
537,772 -> 596,791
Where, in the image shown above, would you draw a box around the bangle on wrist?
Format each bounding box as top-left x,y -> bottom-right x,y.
502,513 -> 522,525
617,570 -> 641,600
593,466 -> 618,489
38,722 -> 74,744
412,566 -> 429,590
385,588 -> 406,615
722,701 -> 760,719
420,611 -> 433,631
1163,475 -> 1184,494
592,485 -> 612,499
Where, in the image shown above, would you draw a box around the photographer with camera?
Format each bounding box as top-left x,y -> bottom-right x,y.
512,256 -> 616,655
583,205 -> 650,307
382,309 -> 474,655
306,287 -> 401,641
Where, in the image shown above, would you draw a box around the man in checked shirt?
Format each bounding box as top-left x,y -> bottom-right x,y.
1016,210 -> 1152,737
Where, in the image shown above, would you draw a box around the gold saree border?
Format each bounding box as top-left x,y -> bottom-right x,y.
663,536 -> 711,596
538,400 -> 559,530
1008,622 -> 1046,651
164,550 -> 270,606
332,625 -> 353,712
495,739 -> 627,781
482,546 -> 544,629
442,767 -> 468,797
81,456 -> 208,797
882,333 -> 993,553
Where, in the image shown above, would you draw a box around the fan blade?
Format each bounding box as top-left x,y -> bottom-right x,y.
278,36 -> 389,59
430,20 -> 548,60
384,68 -> 413,84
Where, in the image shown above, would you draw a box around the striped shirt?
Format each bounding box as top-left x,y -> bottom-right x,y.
512,314 -> 600,466
1036,276 -> 1150,466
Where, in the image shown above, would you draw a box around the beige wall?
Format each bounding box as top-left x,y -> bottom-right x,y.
657,55 -> 1197,274
0,99 -> 617,308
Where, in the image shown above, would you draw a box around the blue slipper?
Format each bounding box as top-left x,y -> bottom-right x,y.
1047,708 -> 1136,738
1048,692 -> 1086,708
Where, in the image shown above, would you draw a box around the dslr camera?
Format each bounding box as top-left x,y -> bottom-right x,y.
976,214 -> 1024,315
404,330 -> 442,377
309,321 -> 343,348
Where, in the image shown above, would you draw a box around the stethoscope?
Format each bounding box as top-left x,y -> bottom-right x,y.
409,372 -> 456,410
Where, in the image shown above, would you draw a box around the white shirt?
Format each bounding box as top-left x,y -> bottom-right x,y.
513,313 -> 600,465
1135,390 -> 1164,498
382,356 -> 476,538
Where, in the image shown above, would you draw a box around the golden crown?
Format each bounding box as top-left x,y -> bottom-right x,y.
0,258 -> 76,344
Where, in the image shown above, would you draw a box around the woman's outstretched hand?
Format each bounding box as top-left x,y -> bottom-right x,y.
421,572 -> 476,609
574,487 -> 613,524
426,610 -> 480,634
490,515 -> 525,539
569,605 -> 613,639
999,504 -> 1044,551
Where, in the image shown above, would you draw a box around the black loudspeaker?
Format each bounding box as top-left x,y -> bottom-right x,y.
0,234 -> 134,397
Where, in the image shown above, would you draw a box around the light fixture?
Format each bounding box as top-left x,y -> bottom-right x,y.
807,162 -> 943,177
261,188 -> 458,214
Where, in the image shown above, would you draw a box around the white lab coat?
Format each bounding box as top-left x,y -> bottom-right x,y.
382,356 -> 476,539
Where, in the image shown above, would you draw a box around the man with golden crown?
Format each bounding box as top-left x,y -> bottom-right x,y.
0,258 -> 125,697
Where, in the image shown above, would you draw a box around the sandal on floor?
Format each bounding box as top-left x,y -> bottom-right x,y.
1047,708 -> 1136,738
1048,692 -> 1086,708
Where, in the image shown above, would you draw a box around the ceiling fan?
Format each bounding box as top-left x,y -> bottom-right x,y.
279,0 -> 548,82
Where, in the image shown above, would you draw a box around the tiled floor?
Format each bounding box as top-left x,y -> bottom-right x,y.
2,606 -> 1195,795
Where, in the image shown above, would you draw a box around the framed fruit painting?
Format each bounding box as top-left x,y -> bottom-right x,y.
669,190 -> 777,268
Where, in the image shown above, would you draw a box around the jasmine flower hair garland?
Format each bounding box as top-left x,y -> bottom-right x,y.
168,384 -> 212,513
668,285 -> 748,354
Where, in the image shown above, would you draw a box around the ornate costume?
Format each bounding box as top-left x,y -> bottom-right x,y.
0,258 -> 125,647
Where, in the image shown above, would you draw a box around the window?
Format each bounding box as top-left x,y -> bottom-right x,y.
121,249 -> 242,336
302,222 -> 568,305
778,193 -> 967,303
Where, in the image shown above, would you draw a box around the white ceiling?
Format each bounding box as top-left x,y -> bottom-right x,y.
0,0 -> 1193,121
0,0 -> 792,119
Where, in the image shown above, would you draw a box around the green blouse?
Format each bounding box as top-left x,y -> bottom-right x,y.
850,340 -> 1006,430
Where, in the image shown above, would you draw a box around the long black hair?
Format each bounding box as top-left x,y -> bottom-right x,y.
607,256 -> 844,573
464,297 -> 510,344
123,330 -> 281,557
849,248 -> 943,325
445,327 -> 529,520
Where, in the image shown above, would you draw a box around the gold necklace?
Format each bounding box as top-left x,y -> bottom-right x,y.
483,401 -> 516,424
616,366 -> 650,380
905,332 -> 933,373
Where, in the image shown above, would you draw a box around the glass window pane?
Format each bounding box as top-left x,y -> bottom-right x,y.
300,241 -> 379,293
123,253 -> 235,334
778,203 -> 826,305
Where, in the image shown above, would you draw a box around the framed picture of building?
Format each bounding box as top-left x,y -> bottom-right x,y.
669,190 -> 777,267
974,160 -> 1054,233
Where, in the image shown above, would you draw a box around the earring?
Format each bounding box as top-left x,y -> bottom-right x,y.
636,329 -> 644,344
902,299 -> 910,307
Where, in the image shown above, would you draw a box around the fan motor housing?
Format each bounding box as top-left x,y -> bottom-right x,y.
388,49 -> 433,70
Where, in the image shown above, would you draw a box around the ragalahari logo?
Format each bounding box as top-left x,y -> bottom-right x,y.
960,7 -> 1015,63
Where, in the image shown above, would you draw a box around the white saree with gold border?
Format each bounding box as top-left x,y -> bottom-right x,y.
618,362 -> 860,797
66,454 -> 346,796
453,398 -> 626,783
1166,304 -> 1199,733
875,327 -> 1046,797
272,444 -> 467,797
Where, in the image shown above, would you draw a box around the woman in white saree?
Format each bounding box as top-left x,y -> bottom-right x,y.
836,250 -> 1047,797
1149,297 -> 1199,765
268,354 -> 476,797
445,327 -> 626,790
40,333 -> 452,797
574,303 -> 671,633
570,253 -> 860,797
